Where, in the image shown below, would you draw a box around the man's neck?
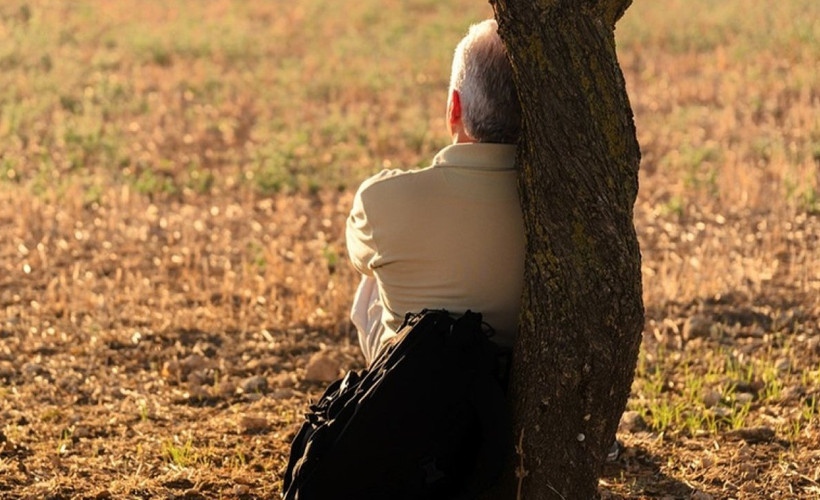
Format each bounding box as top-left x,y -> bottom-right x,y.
451,130 -> 476,144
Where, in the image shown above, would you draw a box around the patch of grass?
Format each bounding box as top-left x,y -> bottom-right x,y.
162,438 -> 195,469
131,168 -> 178,197
802,396 -> 818,422
82,182 -> 104,206
727,401 -> 752,430
800,186 -> 819,214
761,365 -> 785,402
185,164 -> 215,194
648,400 -> 681,433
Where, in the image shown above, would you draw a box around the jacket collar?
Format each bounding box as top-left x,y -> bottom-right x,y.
432,143 -> 517,171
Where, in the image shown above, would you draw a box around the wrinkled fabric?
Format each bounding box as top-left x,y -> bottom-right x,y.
346,143 -> 525,358
351,275 -> 384,365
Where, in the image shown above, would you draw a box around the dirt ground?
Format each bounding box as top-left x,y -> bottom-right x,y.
1,185 -> 818,499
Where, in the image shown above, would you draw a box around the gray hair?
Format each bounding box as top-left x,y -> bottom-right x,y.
449,19 -> 521,144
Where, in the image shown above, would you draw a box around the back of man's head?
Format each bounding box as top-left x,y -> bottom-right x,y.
449,19 -> 521,144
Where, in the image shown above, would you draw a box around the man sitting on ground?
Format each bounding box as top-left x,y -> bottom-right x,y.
347,19 -> 524,363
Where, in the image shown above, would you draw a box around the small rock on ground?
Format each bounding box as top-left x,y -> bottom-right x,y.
702,389 -> 722,408
273,372 -> 296,388
181,354 -> 210,374
233,485 -> 250,496
735,392 -> 754,405
21,362 -> 44,378
272,388 -> 294,400
775,357 -> 791,372
726,426 -> 775,443
713,407 -> 732,419
304,351 -> 341,382
0,360 -> 15,379
683,315 -> 715,340
240,415 -> 269,433
215,380 -> 236,397
240,375 -> 269,394
619,410 -> 647,433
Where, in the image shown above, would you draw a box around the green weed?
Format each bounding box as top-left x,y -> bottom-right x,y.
162,438 -> 195,468
802,396 -> 818,422
57,428 -> 72,455
138,401 -> 149,422
761,367 -> 784,402
728,401 -> 752,430
649,400 -> 680,433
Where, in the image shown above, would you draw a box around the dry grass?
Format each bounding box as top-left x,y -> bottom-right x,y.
0,0 -> 818,498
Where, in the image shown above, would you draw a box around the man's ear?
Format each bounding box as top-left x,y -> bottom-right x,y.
448,89 -> 462,128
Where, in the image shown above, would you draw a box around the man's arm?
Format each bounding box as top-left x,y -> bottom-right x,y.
346,187 -> 378,277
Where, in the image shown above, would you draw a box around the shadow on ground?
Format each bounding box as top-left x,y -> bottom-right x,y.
601,444 -> 696,499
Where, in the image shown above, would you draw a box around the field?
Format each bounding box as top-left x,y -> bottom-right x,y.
0,0 -> 818,498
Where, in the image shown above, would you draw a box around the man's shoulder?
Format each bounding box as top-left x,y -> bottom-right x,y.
355,165 -> 440,202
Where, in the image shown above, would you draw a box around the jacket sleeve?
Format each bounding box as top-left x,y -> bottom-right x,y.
346,186 -> 378,276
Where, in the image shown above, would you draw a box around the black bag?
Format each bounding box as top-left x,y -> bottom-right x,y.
282,309 -> 512,500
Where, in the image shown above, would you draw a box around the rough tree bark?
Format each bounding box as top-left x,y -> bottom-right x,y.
489,1 -> 643,498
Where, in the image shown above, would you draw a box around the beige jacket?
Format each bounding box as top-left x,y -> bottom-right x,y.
346,143 -> 525,350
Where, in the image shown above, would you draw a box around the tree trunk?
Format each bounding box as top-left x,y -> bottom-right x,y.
489,1 -> 643,498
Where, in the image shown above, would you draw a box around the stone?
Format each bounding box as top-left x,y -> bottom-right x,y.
21,362 -> 44,378
215,380 -> 236,398
732,379 -> 762,394
682,315 -> 715,340
272,372 -> 296,388
778,384 -> 805,402
186,369 -> 209,387
240,415 -> 269,433
702,389 -> 722,408
726,426 -> 775,443
272,388 -> 294,400
739,463 -> 757,479
618,410 -> 647,433
186,384 -> 211,402
735,392 -> 754,405
775,357 -> 791,373
259,355 -> 282,370
73,425 -> 94,439
0,360 -> 15,379
304,351 -> 341,383
57,372 -> 82,392
805,335 -> 820,353
713,407 -> 732,419
242,392 -> 263,402
240,375 -> 268,394
161,360 -> 181,380
181,354 -> 210,374
233,485 -> 250,496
